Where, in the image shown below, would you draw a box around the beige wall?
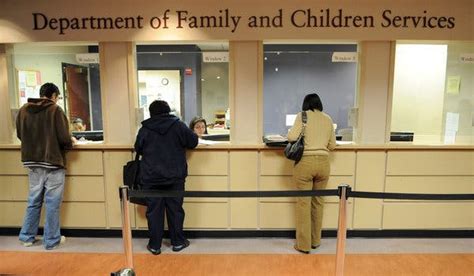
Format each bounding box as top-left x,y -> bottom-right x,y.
6,44 -> 89,110
1,0 -> 473,42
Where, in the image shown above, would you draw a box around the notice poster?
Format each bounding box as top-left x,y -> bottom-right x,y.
18,70 -> 41,107
444,112 -> 459,144
446,76 -> 461,94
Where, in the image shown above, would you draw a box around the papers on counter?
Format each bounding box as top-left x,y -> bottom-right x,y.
263,134 -> 287,142
74,140 -> 104,145
198,138 -> 227,145
336,141 -> 353,145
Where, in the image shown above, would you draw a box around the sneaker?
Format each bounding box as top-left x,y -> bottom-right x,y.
311,244 -> 320,249
172,239 -> 190,252
147,245 -> 161,255
21,239 -> 38,247
45,236 -> 66,250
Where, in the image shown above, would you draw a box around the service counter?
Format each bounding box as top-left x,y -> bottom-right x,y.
0,144 -> 473,231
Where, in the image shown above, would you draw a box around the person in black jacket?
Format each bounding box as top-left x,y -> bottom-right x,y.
134,100 -> 198,255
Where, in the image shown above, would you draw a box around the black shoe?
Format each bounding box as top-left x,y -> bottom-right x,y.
172,239 -> 190,252
147,244 -> 161,255
311,244 -> 320,249
294,245 -> 310,254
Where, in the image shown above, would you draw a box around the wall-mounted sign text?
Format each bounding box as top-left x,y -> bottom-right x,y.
203,52 -> 229,63
31,8 -> 456,35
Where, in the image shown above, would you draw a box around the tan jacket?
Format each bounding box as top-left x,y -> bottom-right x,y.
288,110 -> 336,156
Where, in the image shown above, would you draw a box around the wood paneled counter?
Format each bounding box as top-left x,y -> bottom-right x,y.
0,144 -> 472,231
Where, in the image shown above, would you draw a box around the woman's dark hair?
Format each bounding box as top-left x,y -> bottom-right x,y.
39,83 -> 60,99
149,100 -> 171,116
189,116 -> 208,134
302,93 -> 323,112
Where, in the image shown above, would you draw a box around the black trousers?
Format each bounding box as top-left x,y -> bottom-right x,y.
145,182 -> 185,249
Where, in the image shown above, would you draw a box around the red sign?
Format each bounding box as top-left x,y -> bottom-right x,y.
185,68 -> 192,75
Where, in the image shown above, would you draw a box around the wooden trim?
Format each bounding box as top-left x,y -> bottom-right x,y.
0,144 -> 473,150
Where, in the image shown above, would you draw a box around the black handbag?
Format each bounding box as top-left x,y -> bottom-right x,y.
284,111 -> 307,164
123,153 -> 147,206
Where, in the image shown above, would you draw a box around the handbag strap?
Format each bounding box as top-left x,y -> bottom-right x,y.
134,152 -> 140,161
300,111 -> 307,137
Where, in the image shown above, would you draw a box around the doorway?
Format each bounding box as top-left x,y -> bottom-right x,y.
62,63 -> 91,130
137,69 -> 183,120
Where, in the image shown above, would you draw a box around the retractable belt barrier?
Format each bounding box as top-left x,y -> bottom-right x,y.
127,189 -> 340,199
116,185 -> 474,276
126,189 -> 474,200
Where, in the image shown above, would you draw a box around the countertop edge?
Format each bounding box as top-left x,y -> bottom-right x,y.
1,144 -> 473,150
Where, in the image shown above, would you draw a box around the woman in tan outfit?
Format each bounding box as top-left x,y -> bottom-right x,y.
287,93 -> 336,254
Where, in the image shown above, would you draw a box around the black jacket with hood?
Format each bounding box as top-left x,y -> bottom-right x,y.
16,98 -> 73,168
134,114 -> 198,187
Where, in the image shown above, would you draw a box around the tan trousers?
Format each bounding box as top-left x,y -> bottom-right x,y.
293,155 -> 330,251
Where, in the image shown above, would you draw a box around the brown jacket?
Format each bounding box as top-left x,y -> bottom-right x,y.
288,110 -> 336,156
16,98 -> 73,168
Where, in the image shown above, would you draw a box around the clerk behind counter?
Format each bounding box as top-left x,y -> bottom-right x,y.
71,118 -> 103,141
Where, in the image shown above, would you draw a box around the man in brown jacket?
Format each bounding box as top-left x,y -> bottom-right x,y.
16,82 -> 73,250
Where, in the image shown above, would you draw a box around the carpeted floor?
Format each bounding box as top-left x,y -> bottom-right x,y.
0,251 -> 472,275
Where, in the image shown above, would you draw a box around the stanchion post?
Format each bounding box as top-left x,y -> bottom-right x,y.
335,184 -> 350,276
120,186 -> 134,269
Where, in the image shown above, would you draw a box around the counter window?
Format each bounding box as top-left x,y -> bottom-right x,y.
390,41 -> 474,145
263,43 -> 358,142
6,43 -> 103,142
136,43 -> 229,141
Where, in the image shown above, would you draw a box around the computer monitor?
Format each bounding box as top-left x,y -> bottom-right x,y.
390,132 -> 414,142
72,131 -> 104,141
202,134 -> 230,141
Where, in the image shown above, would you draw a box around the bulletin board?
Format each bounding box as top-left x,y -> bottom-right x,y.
17,69 -> 41,107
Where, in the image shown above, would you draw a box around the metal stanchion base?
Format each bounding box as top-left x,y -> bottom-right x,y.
111,268 -> 136,276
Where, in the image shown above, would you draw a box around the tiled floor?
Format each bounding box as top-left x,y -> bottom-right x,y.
1,236 -> 472,255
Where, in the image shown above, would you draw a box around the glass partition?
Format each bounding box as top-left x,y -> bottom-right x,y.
263,43 -> 358,142
6,43 -> 103,142
136,43 -> 230,141
391,41 -> 473,144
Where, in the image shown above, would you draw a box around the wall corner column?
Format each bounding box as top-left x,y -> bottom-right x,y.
229,41 -> 263,145
357,41 -> 394,144
99,42 -> 137,144
0,44 -> 14,144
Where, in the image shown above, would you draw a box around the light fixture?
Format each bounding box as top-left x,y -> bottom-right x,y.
216,76 -> 221,79
275,67 -> 279,72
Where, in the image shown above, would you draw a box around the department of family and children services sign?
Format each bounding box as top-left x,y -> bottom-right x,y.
0,0 -> 472,42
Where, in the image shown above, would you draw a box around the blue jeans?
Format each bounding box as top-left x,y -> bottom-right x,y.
19,167 -> 66,249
